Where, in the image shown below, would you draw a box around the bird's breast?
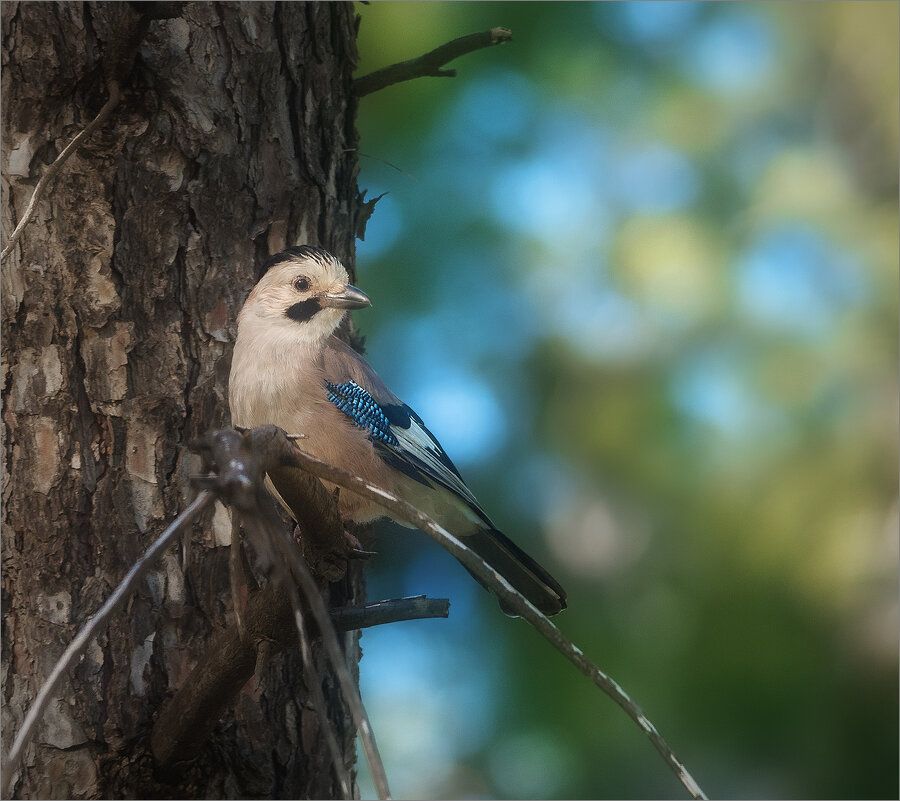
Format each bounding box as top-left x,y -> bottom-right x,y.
228,338 -> 397,523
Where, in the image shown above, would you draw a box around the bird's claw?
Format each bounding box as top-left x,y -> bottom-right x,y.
347,548 -> 377,560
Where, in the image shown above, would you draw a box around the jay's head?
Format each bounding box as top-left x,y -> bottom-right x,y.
237,246 -> 370,345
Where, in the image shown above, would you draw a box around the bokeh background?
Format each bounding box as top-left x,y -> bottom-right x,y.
350,3 -> 898,798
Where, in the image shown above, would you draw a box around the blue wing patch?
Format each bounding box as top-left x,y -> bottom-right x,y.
325,379 -> 490,526
326,381 -> 399,446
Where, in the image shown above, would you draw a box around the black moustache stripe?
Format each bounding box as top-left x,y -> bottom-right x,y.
285,298 -> 323,322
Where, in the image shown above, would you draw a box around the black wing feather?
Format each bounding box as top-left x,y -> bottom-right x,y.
325,379 -> 486,518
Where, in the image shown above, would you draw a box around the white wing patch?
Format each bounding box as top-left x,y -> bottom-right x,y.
325,380 -> 490,527
391,413 -> 479,504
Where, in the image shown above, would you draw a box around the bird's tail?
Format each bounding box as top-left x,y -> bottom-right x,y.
461,527 -> 567,616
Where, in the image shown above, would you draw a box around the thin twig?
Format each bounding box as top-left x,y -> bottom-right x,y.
353,27 -> 512,97
329,596 -> 449,630
289,588 -> 353,799
250,428 -> 707,800
237,493 -> 355,800
149,588 -> 449,768
1,491 -> 213,795
262,516 -> 393,800
358,152 -> 417,181
285,577 -> 353,797
1,81 -> 122,261
190,429 -> 391,799
228,512 -> 259,639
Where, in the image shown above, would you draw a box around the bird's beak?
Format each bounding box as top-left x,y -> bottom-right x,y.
321,284 -> 371,310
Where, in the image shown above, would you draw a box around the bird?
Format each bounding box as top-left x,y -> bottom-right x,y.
228,245 -> 567,616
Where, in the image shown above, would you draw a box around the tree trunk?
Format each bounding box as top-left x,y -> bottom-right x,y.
1,2 -> 365,797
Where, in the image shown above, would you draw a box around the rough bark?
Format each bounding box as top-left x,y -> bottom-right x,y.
1,2 -> 365,797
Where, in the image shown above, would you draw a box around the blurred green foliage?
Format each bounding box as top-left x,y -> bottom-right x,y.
351,3 -> 898,798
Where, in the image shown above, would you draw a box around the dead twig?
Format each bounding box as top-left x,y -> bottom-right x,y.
329,595 -> 449,629
1,491 -> 214,795
242,425 -> 707,801
185,429 -> 392,800
228,513 -> 257,639
230,455 -> 355,800
265,516 -> 392,800
353,27 -> 512,98
150,578 -> 448,771
1,81 -> 122,261
273,539 -> 353,800
152,433 -> 448,781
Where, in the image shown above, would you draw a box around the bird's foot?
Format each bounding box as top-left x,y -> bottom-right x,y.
342,527 -> 363,550
343,527 -> 377,559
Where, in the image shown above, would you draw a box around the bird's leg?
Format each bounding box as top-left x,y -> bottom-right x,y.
344,529 -> 377,560
343,521 -> 377,559
342,526 -> 362,550
329,489 -> 377,559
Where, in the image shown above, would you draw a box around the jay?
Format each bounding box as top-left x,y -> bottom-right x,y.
229,246 -> 566,615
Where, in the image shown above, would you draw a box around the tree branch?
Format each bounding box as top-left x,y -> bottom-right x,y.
353,27 -> 512,98
9,421 -> 705,800
270,544 -> 353,800
149,584 -> 449,773
259,513 -> 392,800
1,422 -> 443,793
239,425 -> 708,801
330,595 -> 449,629
172,428 -> 393,800
1,491 -> 214,796
230,445 -> 375,800
152,432 -> 449,792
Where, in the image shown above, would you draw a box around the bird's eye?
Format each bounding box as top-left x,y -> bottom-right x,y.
293,276 -> 310,292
